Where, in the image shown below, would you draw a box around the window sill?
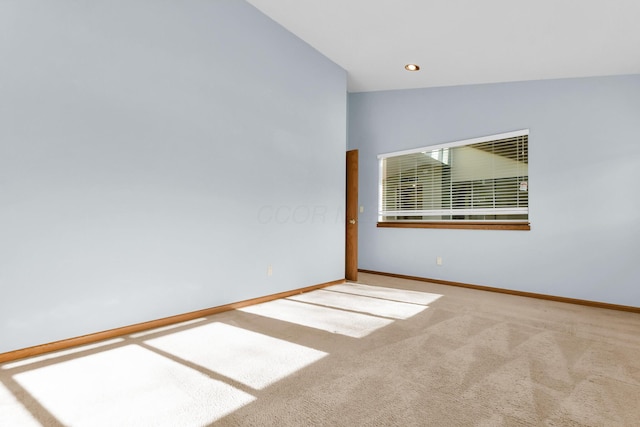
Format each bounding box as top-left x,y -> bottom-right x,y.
377,221 -> 531,231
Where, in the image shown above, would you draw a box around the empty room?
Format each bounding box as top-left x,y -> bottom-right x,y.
1,0 -> 639,425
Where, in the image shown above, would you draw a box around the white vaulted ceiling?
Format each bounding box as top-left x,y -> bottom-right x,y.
247,0 -> 640,92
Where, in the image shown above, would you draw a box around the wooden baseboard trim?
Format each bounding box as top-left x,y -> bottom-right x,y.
359,270 -> 640,314
0,278 -> 345,364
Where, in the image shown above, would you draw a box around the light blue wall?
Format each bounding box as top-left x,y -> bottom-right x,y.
349,75 -> 640,307
0,0 -> 346,353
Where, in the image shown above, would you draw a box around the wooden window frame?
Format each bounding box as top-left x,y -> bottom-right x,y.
377,221 -> 530,231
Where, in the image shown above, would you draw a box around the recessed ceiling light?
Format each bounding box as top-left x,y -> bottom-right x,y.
404,64 -> 420,71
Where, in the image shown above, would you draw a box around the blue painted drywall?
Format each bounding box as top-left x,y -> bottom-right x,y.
0,0 -> 346,353
348,75 -> 640,307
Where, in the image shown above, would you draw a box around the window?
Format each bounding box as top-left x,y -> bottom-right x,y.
378,130 -> 529,230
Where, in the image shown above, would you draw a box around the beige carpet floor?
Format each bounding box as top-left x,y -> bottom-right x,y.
1,272 -> 639,426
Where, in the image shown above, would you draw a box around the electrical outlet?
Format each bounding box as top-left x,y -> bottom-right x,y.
267,265 -> 273,276
436,256 -> 443,266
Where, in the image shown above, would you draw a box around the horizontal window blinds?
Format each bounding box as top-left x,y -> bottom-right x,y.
379,131 -> 528,221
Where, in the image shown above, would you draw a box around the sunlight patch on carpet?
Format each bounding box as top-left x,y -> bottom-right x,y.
145,322 -> 327,390
287,289 -> 427,319
1,338 -> 124,370
0,383 -> 40,427
13,345 -> 254,426
239,299 -> 394,338
327,283 -> 442,305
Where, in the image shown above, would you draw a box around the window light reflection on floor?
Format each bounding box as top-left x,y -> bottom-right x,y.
0,383 -> 41,427
3,282 -> 442,426
145,322 -> 327,390
287,289 -> 428,319
239,298 -> 394,338
13,345 -> 255,427
327,283 -> 443,305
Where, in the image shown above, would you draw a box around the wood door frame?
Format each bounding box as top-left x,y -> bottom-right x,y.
345,149 -> 358,281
